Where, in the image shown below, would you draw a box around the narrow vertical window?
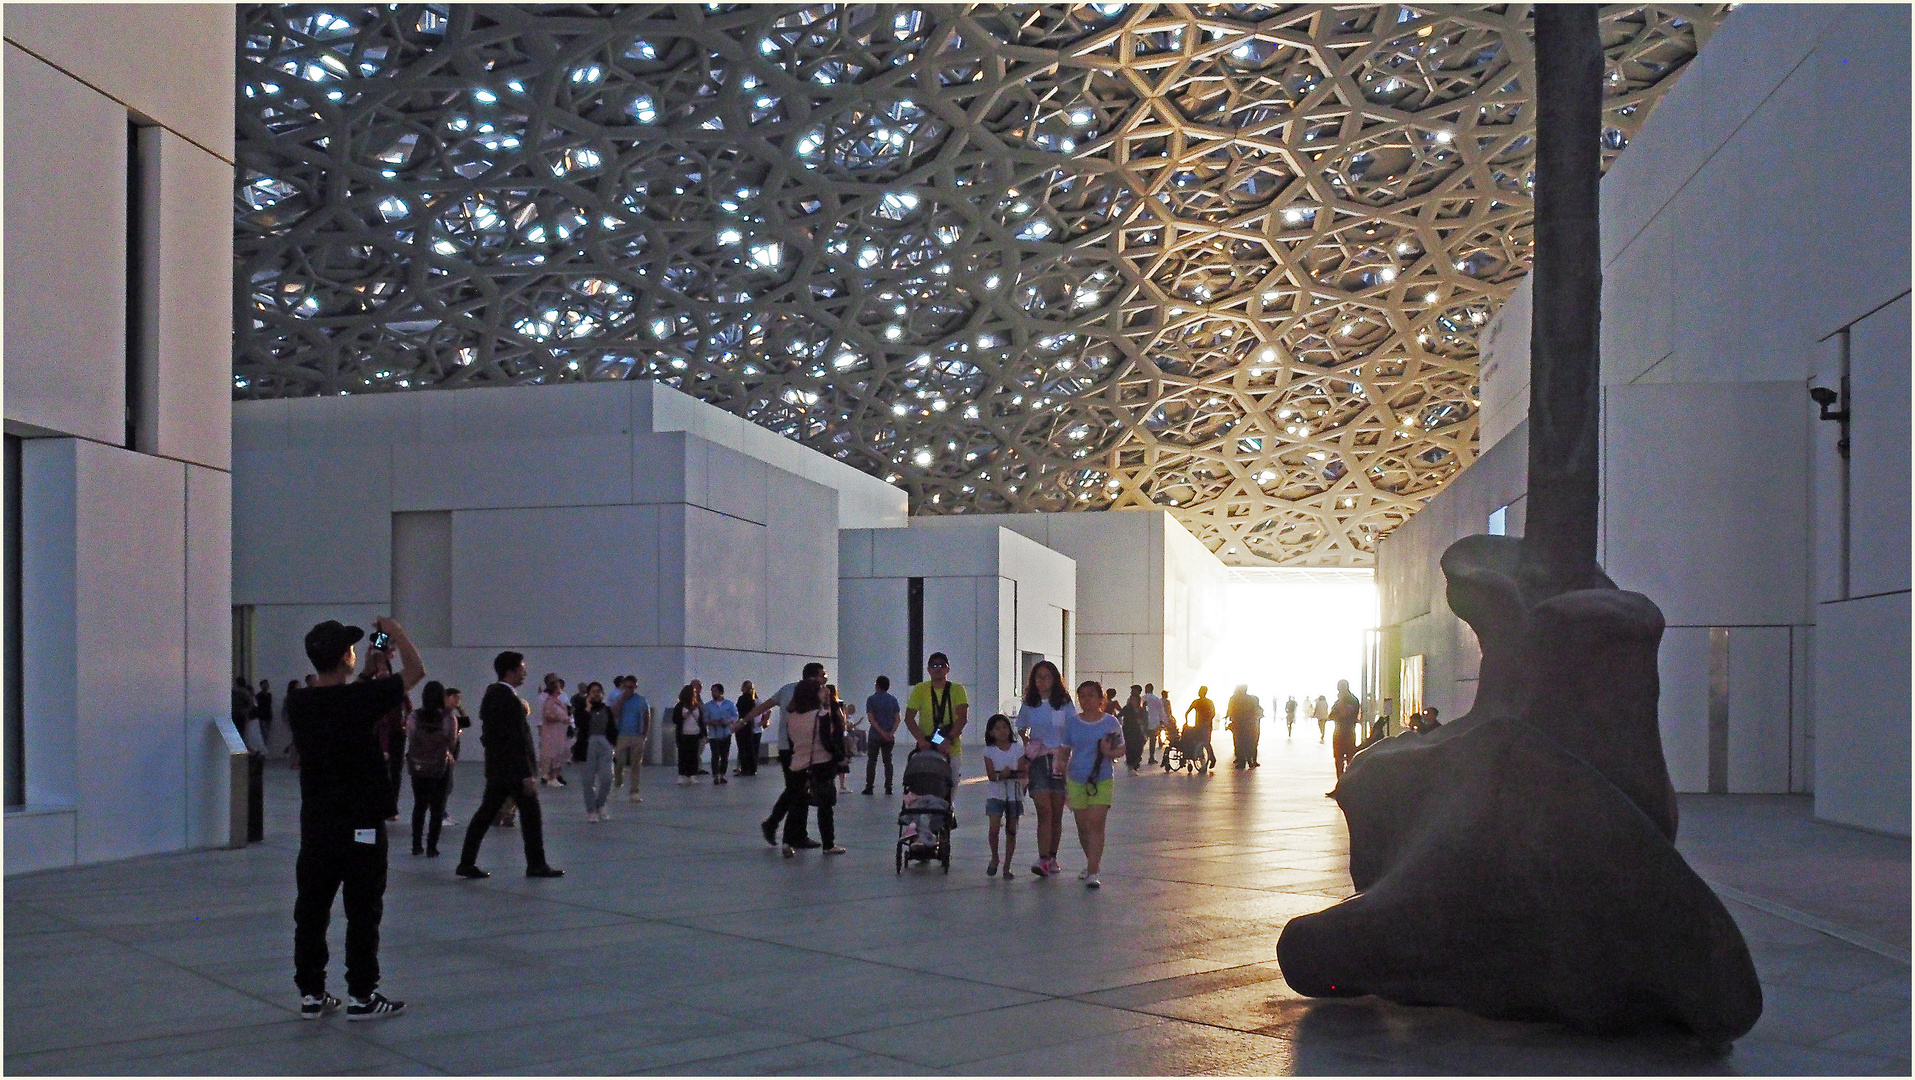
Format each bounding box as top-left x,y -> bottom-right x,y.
907,577 -> 924,685
126,120 -> 161,454
5,434 -> 24,808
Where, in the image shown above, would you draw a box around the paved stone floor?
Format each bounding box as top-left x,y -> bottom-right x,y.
5,734 -> 1908,1075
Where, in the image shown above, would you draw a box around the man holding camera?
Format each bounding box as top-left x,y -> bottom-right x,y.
286,617 -> 422,1021
455,650 -> 565,880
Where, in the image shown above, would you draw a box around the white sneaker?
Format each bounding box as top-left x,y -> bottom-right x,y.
1084,874 -> 1102,889
1077,868 -> 1091,880
586,811 -> 599,823
676,777 -> 687,786
598,808 -> 612,821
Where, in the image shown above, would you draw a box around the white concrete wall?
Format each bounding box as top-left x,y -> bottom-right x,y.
4,5 -> 235,872
1810,293 -> 1912,835
233,381 -> 868,720
838,525 -> 1076,722
906,510 -> 1229,699
1384,5 -> 1909,824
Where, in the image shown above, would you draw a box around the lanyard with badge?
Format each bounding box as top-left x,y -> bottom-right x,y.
928,683 -> 953,741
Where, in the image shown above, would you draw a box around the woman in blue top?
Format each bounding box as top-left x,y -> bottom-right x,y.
1014,660 -> 1076,879
1059,679 -> 1123,888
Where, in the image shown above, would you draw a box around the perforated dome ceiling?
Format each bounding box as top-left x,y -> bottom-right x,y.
236,3 -> 1723,565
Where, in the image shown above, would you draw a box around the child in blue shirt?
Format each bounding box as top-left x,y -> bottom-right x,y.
1061,681 -> 1124,888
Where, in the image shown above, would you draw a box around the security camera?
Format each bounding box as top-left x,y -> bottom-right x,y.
1809,385 -> 1850,458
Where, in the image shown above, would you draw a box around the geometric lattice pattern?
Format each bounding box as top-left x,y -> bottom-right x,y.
236,4 -> 1725,565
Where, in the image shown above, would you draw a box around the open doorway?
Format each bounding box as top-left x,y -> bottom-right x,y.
1196,568 -> 1377,717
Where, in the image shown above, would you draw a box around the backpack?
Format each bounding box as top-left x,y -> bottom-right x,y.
407,714 -> 453,778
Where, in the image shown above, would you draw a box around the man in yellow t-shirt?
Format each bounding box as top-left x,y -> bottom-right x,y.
903,652 -> 969,777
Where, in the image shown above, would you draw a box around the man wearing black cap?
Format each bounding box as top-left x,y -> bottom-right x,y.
454,650 -> 564,880
284,616 -> 423,1022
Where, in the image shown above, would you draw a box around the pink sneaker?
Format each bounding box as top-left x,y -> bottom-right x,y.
1045,856 -> 1062,877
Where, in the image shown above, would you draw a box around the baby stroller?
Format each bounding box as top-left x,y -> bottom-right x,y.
1161,722 -> 1208,775
896,748 -> 955,874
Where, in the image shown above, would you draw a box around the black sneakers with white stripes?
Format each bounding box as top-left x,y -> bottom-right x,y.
299,992 -> 340,1020
345,992 -> 407,1021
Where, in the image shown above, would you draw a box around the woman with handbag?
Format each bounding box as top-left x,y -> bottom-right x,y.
823,683 -> 857,792
405,681 -> 458,857
780,679 -> 847,857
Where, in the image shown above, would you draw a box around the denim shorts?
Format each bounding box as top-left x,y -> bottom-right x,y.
985,797 -> 1023,819
1027,754 -> 1067,794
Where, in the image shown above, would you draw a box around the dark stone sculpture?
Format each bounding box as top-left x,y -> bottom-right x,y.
1278,536 -> 1763,1043
1276,8 -> 1762,1045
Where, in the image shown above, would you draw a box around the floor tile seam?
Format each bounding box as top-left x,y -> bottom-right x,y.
1734,1031 -> 1904,1067
469,1029 -> 816,1076
1115,872 -> 1337,898
812,1034 -> 969,1071
815,995 -> 1179,1068
1708,879 -> 1912,965
83,924 -> 457,1076
0,1016 -> 303,1067
571,903 -> 1080,1003
592,911 -> 1300,1027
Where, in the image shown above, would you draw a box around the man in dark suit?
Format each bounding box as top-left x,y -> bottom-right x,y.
454,651 -> 564,879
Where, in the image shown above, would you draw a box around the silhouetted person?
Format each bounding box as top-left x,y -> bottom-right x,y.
1226,685 -> 1262,768
455,651 -> 563,879
1284,695 -> 1298,738
254,680 -> 275,748
1327,680 -> 1361,792
1120,685 -> 1147,775
1184,686 -> 1217,773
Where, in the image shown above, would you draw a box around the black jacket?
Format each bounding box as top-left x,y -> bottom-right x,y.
572,703 -> 614,761
480,683 -> 537,783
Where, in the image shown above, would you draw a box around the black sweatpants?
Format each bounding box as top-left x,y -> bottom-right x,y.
734,729 -> 760,775
410,773 -> 450,853
458,777 -> 548,870
709,734 -> 732,778
864,737 -> 894,792
677,733 -> 703,776
293,824 -> 388,999
1123,718 -> 1146,771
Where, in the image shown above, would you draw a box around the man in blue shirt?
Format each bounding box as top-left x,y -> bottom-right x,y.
610,676 -> 649,803
862,675 -> 902,796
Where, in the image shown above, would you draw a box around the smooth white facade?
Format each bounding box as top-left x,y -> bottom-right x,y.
4,5 -> 238,872
905,510 -> 1228,699
839,524 -> 1076,724
232,381 -> 906,737
1380,5 -> 1910,832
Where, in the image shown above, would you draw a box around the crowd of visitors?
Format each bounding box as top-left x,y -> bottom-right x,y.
280,610 -> 1385,1022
